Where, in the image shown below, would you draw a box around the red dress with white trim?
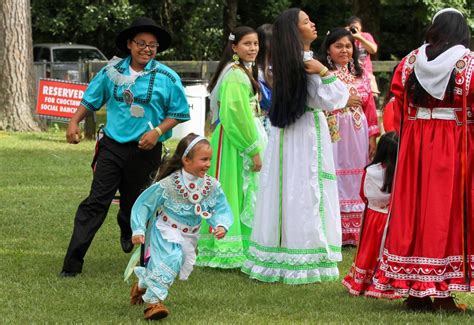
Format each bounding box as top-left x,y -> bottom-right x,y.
373,49 -> 474,298
342,163 -> 400,299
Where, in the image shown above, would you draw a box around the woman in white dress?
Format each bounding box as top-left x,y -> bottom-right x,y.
242,8 -> 349,284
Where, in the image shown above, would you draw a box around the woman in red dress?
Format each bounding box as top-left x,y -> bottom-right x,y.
373,8 -> 473,312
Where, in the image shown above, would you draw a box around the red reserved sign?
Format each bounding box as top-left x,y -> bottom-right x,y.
36,79 -> 88,118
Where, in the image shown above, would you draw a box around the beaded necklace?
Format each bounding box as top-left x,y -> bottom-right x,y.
334,65 -> 363,129
172,170 -> 213,219
105,56 -> 159,117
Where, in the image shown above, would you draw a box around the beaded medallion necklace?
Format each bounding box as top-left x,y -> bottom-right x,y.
172,170 -> 213,219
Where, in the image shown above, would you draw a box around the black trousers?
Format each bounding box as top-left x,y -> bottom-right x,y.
62,135 -> 162,273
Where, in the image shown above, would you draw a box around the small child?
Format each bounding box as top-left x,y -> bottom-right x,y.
127,133 -> 233,320
342,131 -> 400,298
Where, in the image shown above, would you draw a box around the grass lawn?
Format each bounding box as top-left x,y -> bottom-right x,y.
1,130 -> 473,324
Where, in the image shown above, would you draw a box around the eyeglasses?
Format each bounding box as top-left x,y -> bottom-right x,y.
132,39 -> 159,51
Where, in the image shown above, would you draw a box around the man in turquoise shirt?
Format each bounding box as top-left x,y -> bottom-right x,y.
61,17 -> 190,277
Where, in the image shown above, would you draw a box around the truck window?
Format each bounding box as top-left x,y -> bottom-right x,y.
35,47 -> 51,61
53,49 -> 106,62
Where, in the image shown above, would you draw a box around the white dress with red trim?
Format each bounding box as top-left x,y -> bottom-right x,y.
373,48 -> 474,298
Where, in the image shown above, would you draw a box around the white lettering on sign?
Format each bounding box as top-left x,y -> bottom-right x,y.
40,103 -> 59,111
56,98 -> 81,106
42,85 -> 84,99
59,106 -> 77,113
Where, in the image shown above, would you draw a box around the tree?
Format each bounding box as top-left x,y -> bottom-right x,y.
138,0 -> 224,60
353,0 -> 381,59
420,0 -> 473,29
32,0 -> 142,59
223,0 -> 238,46
0,0 -> 40,131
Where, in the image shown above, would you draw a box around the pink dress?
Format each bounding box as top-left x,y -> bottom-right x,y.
331,66 -> 380,245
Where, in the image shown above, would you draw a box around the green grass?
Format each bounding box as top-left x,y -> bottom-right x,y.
1,130 -> 473,324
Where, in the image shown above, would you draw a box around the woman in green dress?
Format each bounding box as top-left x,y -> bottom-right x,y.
196,26 -> 267,268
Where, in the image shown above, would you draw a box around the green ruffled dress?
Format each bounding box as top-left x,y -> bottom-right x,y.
196,66 -> 267,268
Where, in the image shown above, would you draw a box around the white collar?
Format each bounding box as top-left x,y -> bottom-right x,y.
105,56 -> 156,86
129,66 -> 141,76
182,168 -> 199,182
303,51 -> 313,62
414,44 -> 469,100
243,61 -> 253,69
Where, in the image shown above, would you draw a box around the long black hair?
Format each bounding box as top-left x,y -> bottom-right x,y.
320,27 -> 363,77
406,11 -> 470,105
207,26 -> 259,95
367,131 -> 398,193
269,8 -> 307,128
256,23 -> 273,87
154,133 -> 210,182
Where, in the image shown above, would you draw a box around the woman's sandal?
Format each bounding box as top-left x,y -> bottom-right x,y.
144,302 -> 169,320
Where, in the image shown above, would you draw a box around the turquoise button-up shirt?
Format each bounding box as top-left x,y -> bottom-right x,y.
80,56 -> 190,143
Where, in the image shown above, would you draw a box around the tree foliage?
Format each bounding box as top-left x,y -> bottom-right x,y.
32,0 -> 143,59
420,0 -> 473,28
31,0 -> 473,61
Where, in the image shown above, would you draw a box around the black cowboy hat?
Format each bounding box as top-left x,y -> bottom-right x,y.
116,17 -> 171,53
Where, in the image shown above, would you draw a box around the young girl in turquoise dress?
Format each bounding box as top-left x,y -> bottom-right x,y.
126,133 -> 233,320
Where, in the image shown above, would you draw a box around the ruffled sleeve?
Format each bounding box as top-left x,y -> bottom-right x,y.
205,182 -> 233,231
390,59 -> 406,134
219,68 -> 261,157
362,76 -> 380,137
306,74 -> 350,111
131,182 -> 166,236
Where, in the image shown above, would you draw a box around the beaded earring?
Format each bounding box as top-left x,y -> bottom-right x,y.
327,55 -> 334,68
349,58 -> 356,75
232,53 -> 240,65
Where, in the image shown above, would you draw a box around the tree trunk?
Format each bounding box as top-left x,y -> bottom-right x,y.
352,0 -> 380,60
223,0 -> 238,48
0,0 -> 40,131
